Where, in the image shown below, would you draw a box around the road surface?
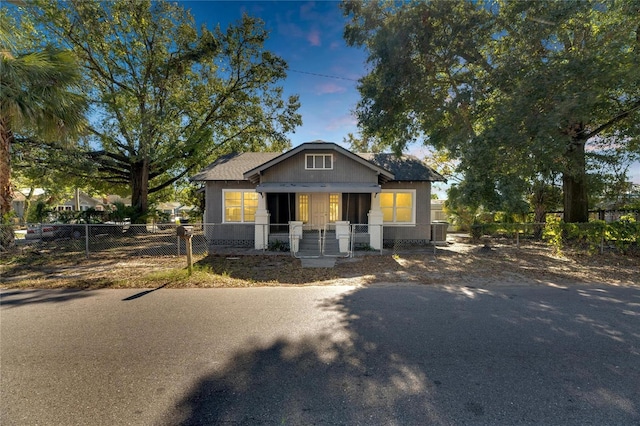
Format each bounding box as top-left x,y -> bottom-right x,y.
1,282 -> 639,425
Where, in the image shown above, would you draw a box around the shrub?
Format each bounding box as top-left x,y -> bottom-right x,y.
607,216 -> 639,254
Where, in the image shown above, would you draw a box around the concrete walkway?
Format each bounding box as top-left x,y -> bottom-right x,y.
300,257 -> 337,268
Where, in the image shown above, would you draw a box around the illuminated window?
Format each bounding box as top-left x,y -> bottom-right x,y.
329,193 -> 340,222
223,190 -> 258,222
305,154 -> 333,170
380,190 -> 415,224
298,194 -> 309,222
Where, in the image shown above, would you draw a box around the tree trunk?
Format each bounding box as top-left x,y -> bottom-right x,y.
130,159 -> 149,223
563,139 -> 589,223
0,119 -> 12,217
0,118 -> 15,247
533,203 -> 546,240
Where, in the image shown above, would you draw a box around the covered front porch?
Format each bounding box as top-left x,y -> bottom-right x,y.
253,184 -> 384,257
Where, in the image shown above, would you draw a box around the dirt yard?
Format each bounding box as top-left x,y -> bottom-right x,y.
1,237 -> 638,289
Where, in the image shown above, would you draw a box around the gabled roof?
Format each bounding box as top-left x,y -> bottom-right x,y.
191,152 -> 281,181
191,141 -> 446,183
58,191 -> 102,207
242,141 -> 395,184
358,153 -> 447,182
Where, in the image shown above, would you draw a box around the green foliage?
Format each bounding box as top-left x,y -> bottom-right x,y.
607,216 -> 640,254
52,207 -> 106,224
542,216 -> 564,254
1,8 -> 86,248
563,221 -> 607,255
78,208 -> 106,224
26,200 -> 52,223
268,239 -> 289,252
17,0 -> 301,218
542,217 -> 639,255
343,0 -> 640,223
107,202 -> 136,223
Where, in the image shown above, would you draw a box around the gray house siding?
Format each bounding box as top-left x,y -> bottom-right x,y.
193,141 -> 446,250
262,150 -> 379,184
380,181 -> 432,244
204,181 -> 255,246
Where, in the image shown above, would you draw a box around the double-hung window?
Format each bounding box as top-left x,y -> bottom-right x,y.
223,190 -> 258,223
380,190 -> 415,224
305,154 -> 333,170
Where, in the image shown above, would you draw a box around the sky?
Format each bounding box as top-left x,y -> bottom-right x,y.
180,0 -> 639,187
181,0 -> 367,148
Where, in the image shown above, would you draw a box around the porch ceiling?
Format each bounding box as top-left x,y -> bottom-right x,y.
255,182 -> 382,193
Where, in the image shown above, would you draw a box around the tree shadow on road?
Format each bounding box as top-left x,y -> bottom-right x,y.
164,284 -> 640,425
0,289 -> 96,307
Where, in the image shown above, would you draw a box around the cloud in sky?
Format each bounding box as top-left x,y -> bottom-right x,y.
325,113 -> 358,132
315,82 -> 347,95
307,28 -> 321,46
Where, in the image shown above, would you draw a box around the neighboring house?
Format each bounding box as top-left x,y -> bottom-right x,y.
11,190 -> 27,220
156,202 -> 195,222
191,141 -> 446,252
103,195 -> 132,206
430,199 -> 454,232
431,199 -> 448,222
55,190 -> 104,212
157,202 -> 181,222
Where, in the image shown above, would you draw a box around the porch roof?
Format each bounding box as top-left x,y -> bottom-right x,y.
255,182 -> 382,193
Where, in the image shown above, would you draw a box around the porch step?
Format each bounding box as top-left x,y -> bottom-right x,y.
297,231 -> 345,256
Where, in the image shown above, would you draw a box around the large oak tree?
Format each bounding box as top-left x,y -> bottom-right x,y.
343,0 -> 640,222
22,0 -> 301,220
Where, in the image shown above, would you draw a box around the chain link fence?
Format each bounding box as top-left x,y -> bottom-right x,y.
5,223 -> 208,258
2,219 -> 638,261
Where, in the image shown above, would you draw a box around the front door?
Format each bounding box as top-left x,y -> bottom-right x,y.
310,193 -> 328,229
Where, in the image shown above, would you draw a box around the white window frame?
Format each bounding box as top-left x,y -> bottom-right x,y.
305,154 -> 333,170
380,189 -> 416,225
222,189 -> 258,223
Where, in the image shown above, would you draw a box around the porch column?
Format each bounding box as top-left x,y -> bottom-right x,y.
289,221 -> 303,253
254,194 -> 269,250
368,194 -> 383,250
335,220 -> 350,253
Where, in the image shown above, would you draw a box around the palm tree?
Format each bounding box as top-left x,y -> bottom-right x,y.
1,41 -> 86,247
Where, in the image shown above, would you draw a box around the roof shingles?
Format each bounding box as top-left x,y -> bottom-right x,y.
191,152 -> 281,181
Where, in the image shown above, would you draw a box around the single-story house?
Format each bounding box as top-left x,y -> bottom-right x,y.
55,190 -> 104,212
156,202 -> 196,223
11,190 -> 27,221
191,141 -> 446,254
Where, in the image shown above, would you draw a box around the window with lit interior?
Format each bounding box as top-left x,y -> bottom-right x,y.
224,190 -> 258,222
379,190 -> 415,224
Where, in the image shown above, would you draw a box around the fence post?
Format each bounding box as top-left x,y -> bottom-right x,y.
186,235 -> 193,275
516,225 -> 520,249
177,236 -> 181,256
85,223 -> 89,258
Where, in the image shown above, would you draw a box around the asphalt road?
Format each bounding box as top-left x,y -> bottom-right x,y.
1,282 -> 639,425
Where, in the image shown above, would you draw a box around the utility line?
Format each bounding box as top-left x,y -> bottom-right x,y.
288,68 -> 360,82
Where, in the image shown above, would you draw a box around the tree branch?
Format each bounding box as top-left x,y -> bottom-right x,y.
583,98 -> 640,140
